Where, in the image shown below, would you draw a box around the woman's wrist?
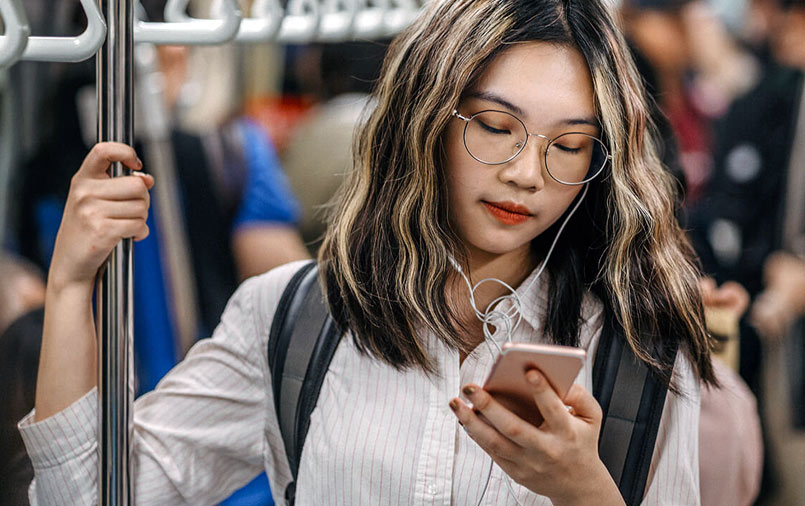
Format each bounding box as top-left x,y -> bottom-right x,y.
551,460 -> 625,506
46,264 -> 95,299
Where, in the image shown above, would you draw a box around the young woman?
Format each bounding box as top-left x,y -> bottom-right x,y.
21,0 -> 715,504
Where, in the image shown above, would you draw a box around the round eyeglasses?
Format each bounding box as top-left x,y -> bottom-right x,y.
452,109 -> 611,185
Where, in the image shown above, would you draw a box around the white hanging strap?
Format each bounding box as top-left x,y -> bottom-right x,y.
0,0 -> 29,68
353,0 -> 389,39
383,0 -> 418,37
16,0 -> 106,63
317,0 -> 357,42
277,0 -> 319,43
135,0 -> 242,45
234,0 -> 284,42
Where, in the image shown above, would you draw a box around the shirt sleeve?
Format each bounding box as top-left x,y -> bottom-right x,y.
18,261 -> 309,505
232,120 -> 301,229
641,352 -> 702,506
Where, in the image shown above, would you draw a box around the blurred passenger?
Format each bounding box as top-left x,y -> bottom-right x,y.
0,254 -> 45,505
282,41 -> 387,252
622,4 -> 767,499
621,0 -> 759,205
16,59 -> 308,393
689,0 -> 805,399
751,253 -> 805,344
688,0 -> 805,501
698,278 -> 763,506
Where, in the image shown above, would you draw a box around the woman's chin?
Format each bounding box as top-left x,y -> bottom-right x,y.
464,233 -> 534,259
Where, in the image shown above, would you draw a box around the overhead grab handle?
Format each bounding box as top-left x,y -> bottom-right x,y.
235,0 -> 283,43
353,0 -> 388,39
383,0 -> 418,37
135,0 -> 242,45
276,0 -> 319,44
317,0 -> 357,42
0,0 -> 30,68
18,0 -> 106,63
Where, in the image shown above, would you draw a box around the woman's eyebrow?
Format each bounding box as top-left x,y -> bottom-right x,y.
564,117 -> 600,128
466,90 -> 600,128
466,90 -> 526,117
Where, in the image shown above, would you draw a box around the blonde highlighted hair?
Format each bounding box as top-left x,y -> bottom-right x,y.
319,0 -> 715,386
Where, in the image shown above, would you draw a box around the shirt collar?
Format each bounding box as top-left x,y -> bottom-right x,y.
490,264 -> 603,348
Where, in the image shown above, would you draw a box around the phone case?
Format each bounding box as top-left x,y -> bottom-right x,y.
482,342 -> 586,426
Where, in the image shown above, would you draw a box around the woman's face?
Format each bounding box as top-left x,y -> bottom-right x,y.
445,42 -> 597,266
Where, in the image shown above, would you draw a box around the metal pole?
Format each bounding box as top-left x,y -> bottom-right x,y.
96,0 -> 134,504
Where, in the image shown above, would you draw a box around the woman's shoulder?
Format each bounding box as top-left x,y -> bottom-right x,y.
243,259 -> 313,291
233,259 -> 314,334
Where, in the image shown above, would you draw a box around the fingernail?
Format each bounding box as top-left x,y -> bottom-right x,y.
137,157 -> 143,167
528,371 -> 542,385
449,399 -> 459,411
462,385 -> 476,396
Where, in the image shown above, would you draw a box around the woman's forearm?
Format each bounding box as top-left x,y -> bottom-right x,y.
33,142 -> 150,422
34,277 -> 97,421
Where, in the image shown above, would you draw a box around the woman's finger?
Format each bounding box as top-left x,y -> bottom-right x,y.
90,175 -> 153,201
527,370 -> 572,431
457,384 -> 541,448
561,384 -> 602,423
103,218 -> 151,242
716,281 -> 750,316
77,142 -> 143,180
449,397 -> 522,460
103,200 -> 150,220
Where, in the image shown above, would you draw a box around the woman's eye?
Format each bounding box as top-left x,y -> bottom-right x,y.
478,120 -> 510,135
554,144 -> 582,154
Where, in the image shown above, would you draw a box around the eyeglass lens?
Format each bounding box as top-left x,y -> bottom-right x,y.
463,110 -> 608,184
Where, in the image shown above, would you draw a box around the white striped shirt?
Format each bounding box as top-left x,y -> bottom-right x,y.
19,260 -> 701,505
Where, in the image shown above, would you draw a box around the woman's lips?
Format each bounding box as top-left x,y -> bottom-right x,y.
482,201 -> 532,225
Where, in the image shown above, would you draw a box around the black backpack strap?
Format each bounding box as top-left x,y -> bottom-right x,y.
267,261 -> 343,506
593,320 -> 673,506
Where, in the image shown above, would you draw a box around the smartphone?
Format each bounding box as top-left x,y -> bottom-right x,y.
482,342 -> 586,426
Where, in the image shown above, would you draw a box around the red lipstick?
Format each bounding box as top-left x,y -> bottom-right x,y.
482,201 -> 532,225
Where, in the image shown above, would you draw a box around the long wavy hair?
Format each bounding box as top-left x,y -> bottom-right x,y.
318,0 -> 715,386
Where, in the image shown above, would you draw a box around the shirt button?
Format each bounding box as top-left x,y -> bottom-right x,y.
427,483 -> 438,496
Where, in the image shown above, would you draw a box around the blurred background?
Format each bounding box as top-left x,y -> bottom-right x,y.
0,0 -> 803,505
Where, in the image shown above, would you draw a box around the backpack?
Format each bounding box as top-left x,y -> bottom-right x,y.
268,262 -> 671,506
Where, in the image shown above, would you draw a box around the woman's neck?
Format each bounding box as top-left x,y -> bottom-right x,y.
450,245 -> 537,351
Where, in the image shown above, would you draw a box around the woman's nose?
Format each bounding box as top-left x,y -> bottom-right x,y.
498,135 -> 547,192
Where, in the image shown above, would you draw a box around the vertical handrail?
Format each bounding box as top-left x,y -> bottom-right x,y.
96,0 -> 134,504
21,0 -> 107,63
0,0 -> 30,68
134,0 -> 242,45
276,0 -> 319,44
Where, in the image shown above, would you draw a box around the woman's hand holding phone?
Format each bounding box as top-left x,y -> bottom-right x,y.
448,366 -> 624,506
